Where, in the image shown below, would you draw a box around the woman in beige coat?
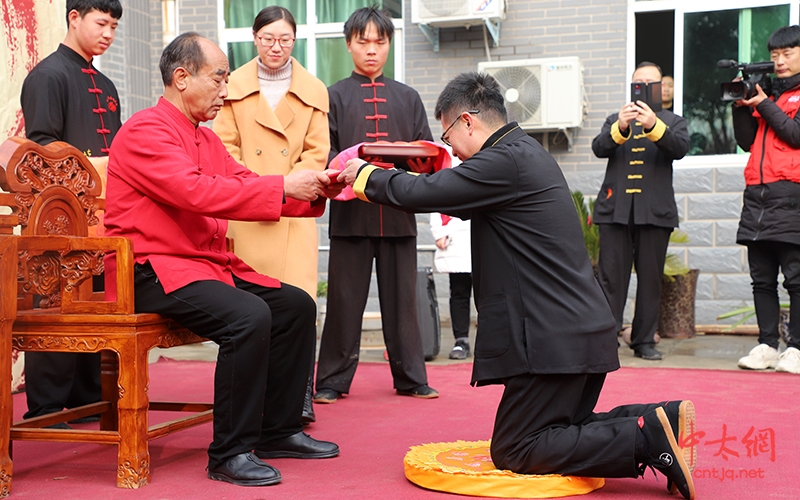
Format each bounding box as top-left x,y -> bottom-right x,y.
213,6 -> 329,301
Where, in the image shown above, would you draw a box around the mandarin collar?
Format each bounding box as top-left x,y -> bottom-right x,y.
57,43 -> 93,67
157,97 -> 200,134
350,72 -> 385,84
480,122 -> 521,151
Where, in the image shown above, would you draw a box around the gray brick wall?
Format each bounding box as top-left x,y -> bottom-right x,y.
102,0 -> 153,120
563,166 -> 756,326
151,0 -> 219,111
149,0 -> 166,108
178,0 -> 219,40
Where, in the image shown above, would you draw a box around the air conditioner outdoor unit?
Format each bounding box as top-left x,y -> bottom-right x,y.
477,57 -> 585,132
412,0 -> 506,27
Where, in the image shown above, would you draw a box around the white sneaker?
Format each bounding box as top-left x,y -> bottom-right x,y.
737,344 -> 779,370
776,347 -> 800,374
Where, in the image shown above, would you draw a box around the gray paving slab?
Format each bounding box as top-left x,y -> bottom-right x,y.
150,325 -> 766,373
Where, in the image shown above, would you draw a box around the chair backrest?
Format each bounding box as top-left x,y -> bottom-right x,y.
0,137 -> 106,311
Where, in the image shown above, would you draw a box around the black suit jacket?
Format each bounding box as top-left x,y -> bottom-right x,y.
591,110 -> 689,228
352,123 -> 619,385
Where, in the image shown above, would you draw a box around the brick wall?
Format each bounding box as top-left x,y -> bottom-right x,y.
405,0 -> 628,173
103,0 -> 220,120
102,0 -> 154,121
564,165 -> 764,325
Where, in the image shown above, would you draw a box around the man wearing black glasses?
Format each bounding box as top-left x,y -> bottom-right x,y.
336,71 -> 696,500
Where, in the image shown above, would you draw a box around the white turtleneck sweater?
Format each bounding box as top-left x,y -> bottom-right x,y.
257,57 -> 293,109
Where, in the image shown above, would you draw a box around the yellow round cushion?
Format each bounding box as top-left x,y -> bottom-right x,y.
404,441 -> 604,498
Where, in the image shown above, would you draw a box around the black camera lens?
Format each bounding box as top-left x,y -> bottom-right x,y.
720,81 -> 746,101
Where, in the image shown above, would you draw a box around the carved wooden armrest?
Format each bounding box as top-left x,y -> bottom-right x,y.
16,235 -> 134,314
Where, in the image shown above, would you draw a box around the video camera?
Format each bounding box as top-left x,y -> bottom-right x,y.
718,59 -> 775,101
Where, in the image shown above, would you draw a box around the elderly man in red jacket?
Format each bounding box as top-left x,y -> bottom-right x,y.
104,32 -> 341,487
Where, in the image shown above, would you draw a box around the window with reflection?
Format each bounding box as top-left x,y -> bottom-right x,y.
683,5 -> 790,155
316,0 -> 401,23
222,0 -> 400,86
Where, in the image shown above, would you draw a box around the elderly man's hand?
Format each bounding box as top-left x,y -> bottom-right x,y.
321,169 -> 346,199
284,170 -> 330,201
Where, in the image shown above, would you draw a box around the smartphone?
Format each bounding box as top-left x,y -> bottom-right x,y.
631,81 -> 662,112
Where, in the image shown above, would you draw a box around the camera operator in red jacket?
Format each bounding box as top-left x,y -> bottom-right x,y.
733,25 -> 800,374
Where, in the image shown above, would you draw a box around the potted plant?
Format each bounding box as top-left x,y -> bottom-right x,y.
717,303 -> 791,344
658,229 -> 699,338
571,191 -> 699,338
571,191 -> 599,272
317,280 -> 328,336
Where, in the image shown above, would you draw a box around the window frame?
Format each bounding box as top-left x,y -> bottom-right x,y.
216,1 -> 406,83
629,0 -> 800,166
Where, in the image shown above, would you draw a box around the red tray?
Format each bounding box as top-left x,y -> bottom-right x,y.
358,143 -> 439,163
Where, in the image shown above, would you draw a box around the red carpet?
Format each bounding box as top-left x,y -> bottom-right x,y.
8,360 -> 799,499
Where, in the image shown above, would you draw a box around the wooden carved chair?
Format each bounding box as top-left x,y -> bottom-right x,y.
0,137 -> 213,492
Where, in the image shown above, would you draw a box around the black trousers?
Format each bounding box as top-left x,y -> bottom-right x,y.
316,236 -> 428,393
490,372 -> 663,478
23,352 -> 101,419
25,276 -> 106,418
597,223 -> 672,349
133,263 -> 315,467
449,272 -> 473,340
746,240 -> 800,350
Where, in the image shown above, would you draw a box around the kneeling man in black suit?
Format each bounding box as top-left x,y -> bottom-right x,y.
337,72 -> 697,500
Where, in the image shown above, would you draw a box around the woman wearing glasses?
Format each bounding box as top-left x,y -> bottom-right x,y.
213,6 -> 329,424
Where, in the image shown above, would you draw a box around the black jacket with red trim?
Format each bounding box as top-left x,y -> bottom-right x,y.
735,74 -> 800,245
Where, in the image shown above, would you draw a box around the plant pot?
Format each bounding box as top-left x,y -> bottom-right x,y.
658,269 -> 699,338
779,307 -> 791,345
316,303 -> 326,339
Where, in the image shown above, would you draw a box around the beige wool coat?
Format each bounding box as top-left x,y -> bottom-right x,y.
213,57 -> 330,299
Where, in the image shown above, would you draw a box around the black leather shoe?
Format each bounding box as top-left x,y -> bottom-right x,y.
301,379 -> 316,425
638,407 -> 695,500
207,452 -> 281,486
45,422 -> 71,429
396,384 -> 439,399
255,431 -> 340,459
312,388 -> 341,404
634,345 -> 663,360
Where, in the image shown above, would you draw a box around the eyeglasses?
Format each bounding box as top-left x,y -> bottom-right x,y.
256,34 -> 295,48
441,110 -> 479,147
